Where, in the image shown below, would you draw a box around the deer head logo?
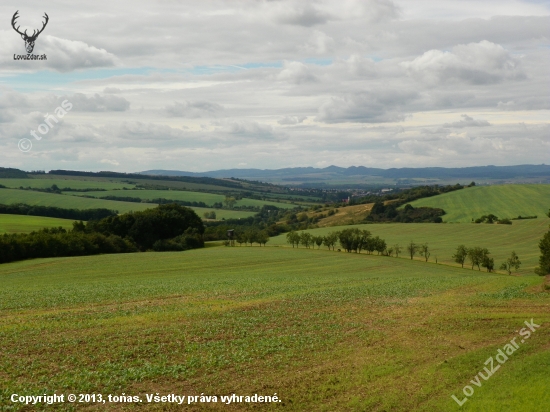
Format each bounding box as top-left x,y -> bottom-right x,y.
11,11 -> 49,54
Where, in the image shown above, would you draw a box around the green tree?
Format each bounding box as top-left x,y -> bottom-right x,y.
453,245 -> 468,268
223,196 -> 236,209
419,243 -> 430,262
393,244 -> 402,258
467,247 -> 486,270
236,231 -> 246,246
286,231 -> 300,248
313,236 -> 323,249
500,251 -> 521,275
535,213 -> 550,276
323,232 -> 339,251
406,241 -> 417,260
338,228 -> 358,253
482,255 -> 495,272
257,230 -> 269,247
300,232 -> 313,249
373,236 -> 386,255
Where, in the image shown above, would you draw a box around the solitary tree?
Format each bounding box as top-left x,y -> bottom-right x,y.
407,241 -> 417,260
453,245 -> 468,268
419,243 -> 430,262
500,251 -> 521,275
223,196 -> 237,209
535,212 -> 550,276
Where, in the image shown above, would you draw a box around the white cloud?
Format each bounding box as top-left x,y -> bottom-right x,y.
278,116 -> 307,125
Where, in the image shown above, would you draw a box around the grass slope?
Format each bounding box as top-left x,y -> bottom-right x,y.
0,247 -> 548,411
0,188 -> 155,213
0,178 -> 135,190
71,189 -> 297,209
0,214 -> 75,234
269,218 -> 550,275
0,189 -> 256,219
408,184 -> 550,222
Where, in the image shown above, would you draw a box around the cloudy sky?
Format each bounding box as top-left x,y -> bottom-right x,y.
1,0 -> 549,172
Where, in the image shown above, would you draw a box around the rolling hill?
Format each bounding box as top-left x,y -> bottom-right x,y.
407,184 -> 550,222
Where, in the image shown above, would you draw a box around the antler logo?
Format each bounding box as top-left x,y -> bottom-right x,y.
11,10 -> 49,54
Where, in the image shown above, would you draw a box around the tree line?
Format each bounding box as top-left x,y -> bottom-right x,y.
452,245 -> 521,274
0,204 -> 205,265
0,203 -> 117,221
286,228 -> 390,254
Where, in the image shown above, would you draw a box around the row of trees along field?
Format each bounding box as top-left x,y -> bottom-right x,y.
283,229 -> 533,275
0,204 -> 205,264
451,245 -> 521,273
286,228 -> 388,254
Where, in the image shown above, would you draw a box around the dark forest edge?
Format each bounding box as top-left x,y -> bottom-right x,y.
0,204 -> 204,265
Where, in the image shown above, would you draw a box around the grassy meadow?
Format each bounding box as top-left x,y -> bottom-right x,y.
0,214 -> 75,234
0,178 -> 136,190
269,218 -> 550,276
71,189 -> 298,209
0,247 -> 548,411
0,188 -> 156,213
408,184 -> 550,222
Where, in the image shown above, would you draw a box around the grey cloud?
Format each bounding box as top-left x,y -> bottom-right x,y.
164,101 -> 224,118
443,115 -> 491,128
63,93 -> 130,112
402,40 -> 525,85
222,121 -> 281,140
277,4 -> 332,27
316,90 -> 418,124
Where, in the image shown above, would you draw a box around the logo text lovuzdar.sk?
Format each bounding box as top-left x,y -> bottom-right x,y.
11,10 -> 49,60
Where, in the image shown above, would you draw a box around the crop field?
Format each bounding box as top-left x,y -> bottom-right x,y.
0,188 -> 156,214
269,218 -> 550,276
408,184 -> 550,222
70,190 -> 298,209
0,214 -> 75,234
0,178 -> 135,190
0,247 -> 548,411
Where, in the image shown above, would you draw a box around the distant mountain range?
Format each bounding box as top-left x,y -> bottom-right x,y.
140,164 -> 550,181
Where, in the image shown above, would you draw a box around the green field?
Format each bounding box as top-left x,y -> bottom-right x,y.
0,188 -> 156,214
0,247 -> 548,411
0,178 -> 136,190
70,189 -> 298,209
0,214 -> 75,234
269,218 -> 550,275
191,206 -> 256,220
408,184 -> 550,222
0,189 -> 256,221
